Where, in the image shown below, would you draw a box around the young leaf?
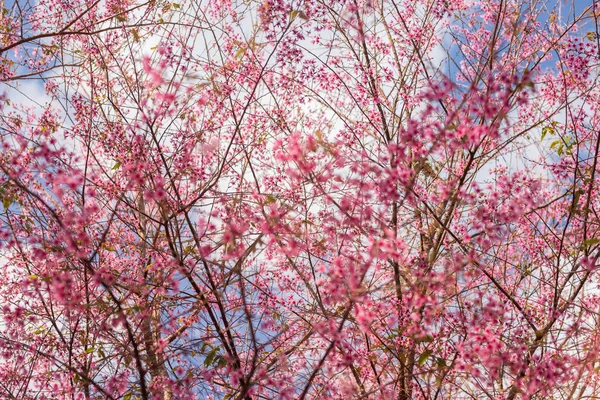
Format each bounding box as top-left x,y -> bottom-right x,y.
418,349 -> 433,366
204,347 -> 219,367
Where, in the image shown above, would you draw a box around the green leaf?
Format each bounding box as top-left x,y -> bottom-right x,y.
102,243 -> 117,252
550,139 -> 565,155
264,194 -> 277,205
200,341 -> 209,354
419,335 -> 435,343
570,189 -> 585,213
85,347 -> 95,354
290,10 -> 308,20
418,349 -> 433,366
124,393 -> 132,400
235,47 -> 246,60
217,355 -> 227,368
582,238 -> 600,248
586,32 -> 596,42
541,126 -> 555,140
436,357 -> 447,368
204,347 -> 219,367
172,3 -> 181,9
2,196 -> 12,209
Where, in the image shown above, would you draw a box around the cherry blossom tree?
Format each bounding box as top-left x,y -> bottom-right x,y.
1,0 -> 600,399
